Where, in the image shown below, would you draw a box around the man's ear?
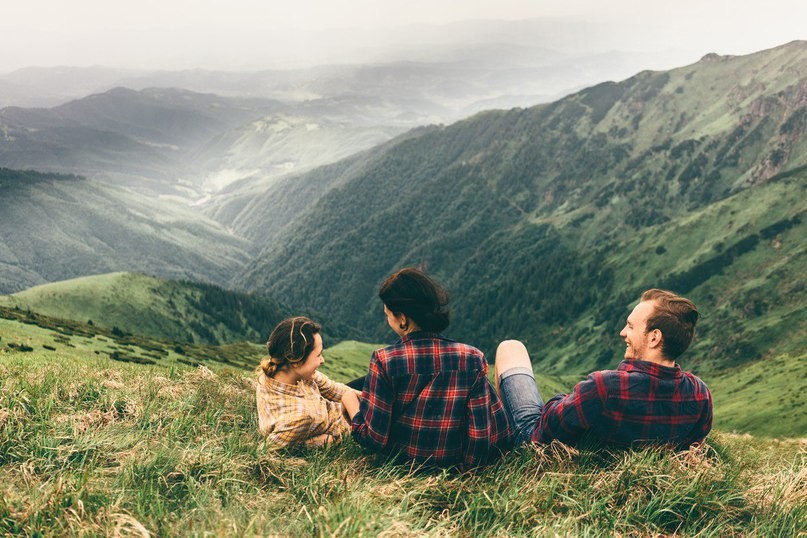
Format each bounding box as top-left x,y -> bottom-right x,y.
647,328 -> 663,349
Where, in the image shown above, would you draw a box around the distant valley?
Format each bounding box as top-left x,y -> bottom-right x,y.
0,87 -> 404,197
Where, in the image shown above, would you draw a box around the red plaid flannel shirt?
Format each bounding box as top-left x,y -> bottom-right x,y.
533,359 -> 713,448
351,332 -> 513,468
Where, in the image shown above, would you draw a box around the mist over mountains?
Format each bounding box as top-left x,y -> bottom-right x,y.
0,18 -> 695,110
1,40 -> 805,385
0,19 -> 734,200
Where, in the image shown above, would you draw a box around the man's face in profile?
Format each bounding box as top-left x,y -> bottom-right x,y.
619,301 -> 655,360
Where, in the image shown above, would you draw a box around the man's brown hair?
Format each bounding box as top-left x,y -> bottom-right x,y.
641,289 -> 699,360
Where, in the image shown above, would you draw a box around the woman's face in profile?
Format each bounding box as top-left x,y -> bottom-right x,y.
293,333 -> 324,381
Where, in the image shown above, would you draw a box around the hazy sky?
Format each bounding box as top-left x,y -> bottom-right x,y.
2,0 -> 805,73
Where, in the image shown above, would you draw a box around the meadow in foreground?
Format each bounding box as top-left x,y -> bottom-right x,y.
1,351 -> 804,537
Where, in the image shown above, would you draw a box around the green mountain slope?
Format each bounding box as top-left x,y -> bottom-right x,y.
0,303 -> 357,376
0,304 -> 263,370
235,42 -> 807,376
0,169 -> 251,294
453,168 -> 806,374
0,272 -> 290,345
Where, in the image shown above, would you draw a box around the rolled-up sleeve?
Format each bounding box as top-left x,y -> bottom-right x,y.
313,371 -> 349,402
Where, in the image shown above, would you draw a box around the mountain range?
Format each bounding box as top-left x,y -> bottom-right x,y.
1,18 -> 696,112
1,41 -> 805,391
0,88 -> 403,196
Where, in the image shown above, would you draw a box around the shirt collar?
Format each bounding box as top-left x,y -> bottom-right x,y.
259,373 -> 308,396
618,359 -> 682,379
400,331 -> 441,343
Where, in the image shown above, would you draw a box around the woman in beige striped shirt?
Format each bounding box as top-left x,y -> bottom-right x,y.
256,317 -> 357,447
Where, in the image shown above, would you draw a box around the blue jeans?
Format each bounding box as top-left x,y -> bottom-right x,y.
498,367 -> 544,446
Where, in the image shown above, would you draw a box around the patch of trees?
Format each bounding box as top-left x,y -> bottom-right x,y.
181,280 -> 288,344
580,81 -> 626,124
658,214 -> 802,295
779,107 -> 807,136
108,351 -> 156,365
451,226 -> 616,353
661,211 -> 801,293
660,234 -> 760,294
7,343 -> 34,352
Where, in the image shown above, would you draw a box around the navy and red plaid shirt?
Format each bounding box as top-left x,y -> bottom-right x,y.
533,360 -> 712,449
351,332 -> 513,468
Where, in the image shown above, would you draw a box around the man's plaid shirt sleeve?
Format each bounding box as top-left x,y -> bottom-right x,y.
534,373 -> 605,444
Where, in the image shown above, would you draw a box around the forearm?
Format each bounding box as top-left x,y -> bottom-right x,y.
341,390 -> 361,419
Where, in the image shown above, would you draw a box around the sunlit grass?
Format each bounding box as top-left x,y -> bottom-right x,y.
1,351 -> 804,537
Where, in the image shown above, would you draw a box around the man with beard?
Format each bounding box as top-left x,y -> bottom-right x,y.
495,289 -> 712,449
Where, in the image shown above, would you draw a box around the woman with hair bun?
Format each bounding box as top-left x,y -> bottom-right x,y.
342,267 -> 513,468
256,316 -> 357,448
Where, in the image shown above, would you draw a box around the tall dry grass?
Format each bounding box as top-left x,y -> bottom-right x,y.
1,355 -> 804,537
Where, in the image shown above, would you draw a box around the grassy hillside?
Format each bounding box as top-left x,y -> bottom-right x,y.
706,352 -> 807,438
0,343 -> 803,536
0,272 -> 290,345
0,305 -> 262,371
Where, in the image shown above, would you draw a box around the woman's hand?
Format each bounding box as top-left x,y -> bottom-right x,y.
341,390 -> 361,420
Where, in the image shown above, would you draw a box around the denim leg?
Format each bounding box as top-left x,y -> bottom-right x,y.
498,366 -> 544,446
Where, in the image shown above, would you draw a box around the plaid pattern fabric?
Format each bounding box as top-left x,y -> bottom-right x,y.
351,332 -> 512,468
256,370 -> 351,448
533,360 -> 713,448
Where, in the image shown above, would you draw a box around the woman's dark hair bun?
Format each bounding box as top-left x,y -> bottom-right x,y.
379,267 -> 450,333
